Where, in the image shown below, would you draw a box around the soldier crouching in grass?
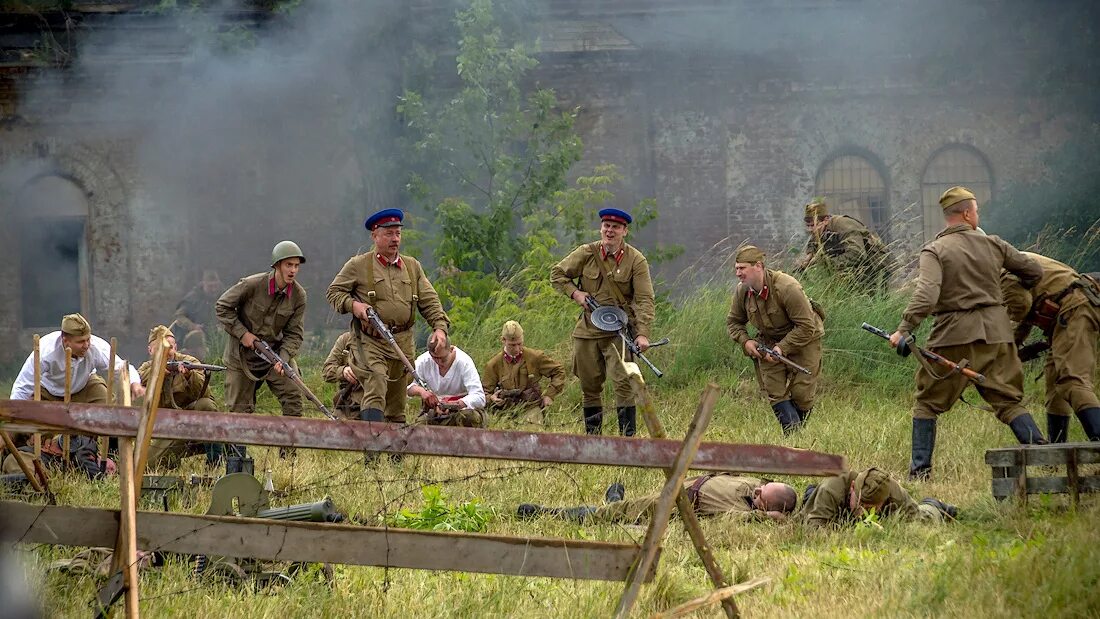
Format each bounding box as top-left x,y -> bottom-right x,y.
726,245 -> 824,435
482,320 -> 565,420
408,335 -> 487,428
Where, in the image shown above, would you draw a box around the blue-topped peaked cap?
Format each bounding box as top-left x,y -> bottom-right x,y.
599,208 -> 632,225
365,208 -> 404,231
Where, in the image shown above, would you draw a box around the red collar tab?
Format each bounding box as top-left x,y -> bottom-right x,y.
504,351 -> 523,364
376,253 -> 403,268
269,275 -> 292,297
601,245 -> 625,265
748,285 -> 769,301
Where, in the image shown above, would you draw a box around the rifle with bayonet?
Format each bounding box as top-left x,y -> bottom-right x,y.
752,339 -> 812,375
583,297 -> 670,377
861,322 -> 986,383
252,340 -> 337,419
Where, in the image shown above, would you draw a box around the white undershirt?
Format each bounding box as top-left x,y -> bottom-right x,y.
10,331 -> 140,400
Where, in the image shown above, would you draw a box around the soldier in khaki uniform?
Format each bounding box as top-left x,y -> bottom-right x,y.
550,208 -> 655,436
482,320 -> 565,414
797,198 -> 893,291
170,269 -> 223,360
1001,252 -> 1100,442
517,475 -> 798,524
889,187 -> 1046,480
799,468 -> 955,527
216,241 -> 308,457
326,208 -> 449,424
727,245 -> 824,435
321,331 -> 363,419
139,325 -> 221,469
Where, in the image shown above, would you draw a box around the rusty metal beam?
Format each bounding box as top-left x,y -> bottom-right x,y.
0,400 -> 847,476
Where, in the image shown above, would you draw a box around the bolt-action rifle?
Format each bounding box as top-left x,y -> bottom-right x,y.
253,340 -> 337,419
752,340 -> 812,375
166,361 -> 226,373
861,322 -> 986,383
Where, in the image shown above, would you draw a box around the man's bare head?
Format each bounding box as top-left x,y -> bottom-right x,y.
752,482 -> 798,514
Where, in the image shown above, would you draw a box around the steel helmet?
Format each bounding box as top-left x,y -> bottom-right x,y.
271,240 -> 306,267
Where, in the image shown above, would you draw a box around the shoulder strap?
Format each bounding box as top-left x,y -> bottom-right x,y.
365,254 -> 377,302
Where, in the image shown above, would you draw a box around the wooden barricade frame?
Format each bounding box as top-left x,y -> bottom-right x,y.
986,442 -> 1100,505
1,382 -> 847,618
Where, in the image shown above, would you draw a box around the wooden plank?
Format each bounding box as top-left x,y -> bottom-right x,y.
117,437 -> 140,618
133,338 -> 169,493
0,501 -> 652,582
985,443 -> 1100,466
615,383 -> 721,619
1015,450 -> 1028,504
0,401 -> 848,476
991,476 -> 1100,497
62,347 -> 72,467
32,334 -> 41,459
632,368 -> 738,619
651,578 -> 770,619
1067,447 -> 1080,508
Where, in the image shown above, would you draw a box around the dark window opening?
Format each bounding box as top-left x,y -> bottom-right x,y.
21,218 -> 86,328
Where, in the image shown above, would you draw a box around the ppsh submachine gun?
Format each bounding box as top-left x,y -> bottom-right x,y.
861,322 -> 986,383
191,472 -> 343,588
584,297 -> 670,377
253,339 -> 337,420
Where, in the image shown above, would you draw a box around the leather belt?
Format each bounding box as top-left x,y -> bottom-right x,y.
685,474 -> 714,510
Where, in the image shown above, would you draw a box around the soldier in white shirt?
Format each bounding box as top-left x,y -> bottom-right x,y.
407,335 -> 486,427
10,313 -> 144,403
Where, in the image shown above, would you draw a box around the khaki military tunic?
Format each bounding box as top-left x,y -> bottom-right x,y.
215,271 -> 307,417
589,475 -> 766,524
803,215 -> 892,289
139,352 -> 218,469
322,331 -> 363,419
171,285 -> 218,359
897,224 -> 1042,422
727,269 -> 824,411
550,241 -> 655,407
482,346 -> 565,410
1002,252 -> 1100,415
326,252 -> 449,422
799,470 -> 941,527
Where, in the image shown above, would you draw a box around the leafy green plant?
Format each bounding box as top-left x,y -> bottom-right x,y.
389,485 -> 494,533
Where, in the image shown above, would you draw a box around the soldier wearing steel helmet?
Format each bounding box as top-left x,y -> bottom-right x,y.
216,241 -> 308,452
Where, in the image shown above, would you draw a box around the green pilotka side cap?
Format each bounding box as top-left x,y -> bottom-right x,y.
938,186 -> 976,210
804,198 -> 828,219
148,324 -> 173,344
61,313 -> 91,337
854,468 -> 891,505
735,245 -> 766,265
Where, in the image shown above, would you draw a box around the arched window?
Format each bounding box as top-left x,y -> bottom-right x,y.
921,146 -> 993,241
814,154 -> 889,236
17,174 -> 90,328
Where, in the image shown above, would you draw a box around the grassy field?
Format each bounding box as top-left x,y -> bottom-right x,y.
4,274 -> 1100,618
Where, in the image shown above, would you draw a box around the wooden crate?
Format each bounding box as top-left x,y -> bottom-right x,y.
985,443 -> 1100,505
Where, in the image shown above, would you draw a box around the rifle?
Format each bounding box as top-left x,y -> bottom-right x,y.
422,400 -> 466,423
752,340 -> 812,375
252,340 -> 337,420
166,361 -> 226,373
584,297 -> 670,378
365,307 -> 429,390
860,322 -> 986,384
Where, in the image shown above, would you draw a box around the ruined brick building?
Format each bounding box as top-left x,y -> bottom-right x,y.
0,0 -> 1095,364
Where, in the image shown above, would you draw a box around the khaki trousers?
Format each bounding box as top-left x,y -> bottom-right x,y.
912,341 -> 1027,423
349,332 -> 413,423
1044,303 -> 1100,416
573,336 -> 634,408
224,363 -> 303,417
754,339 -> 822,411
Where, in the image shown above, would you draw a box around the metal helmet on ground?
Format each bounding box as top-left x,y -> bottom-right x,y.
271,241 -> 306,267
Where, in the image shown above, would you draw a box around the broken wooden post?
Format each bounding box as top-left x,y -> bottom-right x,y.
650,578 -> 770,619
614,383 -> 721,619
133,339 -> 168,492
117,436 -> 140,619
0,431 -> 45,494
630,366 -> 739,619
101,337 -> 117,464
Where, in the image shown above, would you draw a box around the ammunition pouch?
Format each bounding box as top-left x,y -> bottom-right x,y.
1027,296 -> 1060,336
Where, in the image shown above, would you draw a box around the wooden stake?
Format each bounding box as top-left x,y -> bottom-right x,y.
1,431 -> 45,494
631,368 -> 739,619
32,334 -> 41,458
101,337 -> 117,463
117,436 -> 141,618
133,339 -> 168,493
614,383 -> 721,619
650,578 -> 770,619
62,347 -> 72,466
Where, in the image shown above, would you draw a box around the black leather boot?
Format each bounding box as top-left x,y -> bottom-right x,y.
1008,413 -> 1048,444
910,418 -> 936,481
359,408 -> 386,465
583,406 -> 603,435
605,482 -> 625,503
1076,407 -> 1100,441
770,400 -> 803,435
796,406 -> 812,425
1047,414 -> 1070,444
617,406 -> 637,437
516,504 -> 596,523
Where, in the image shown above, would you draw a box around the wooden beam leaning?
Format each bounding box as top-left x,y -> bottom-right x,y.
0,401 -> 849,476
133,338 -> 169,493
630,367 -> 738,619
33,334 -> 41,458
117,437 -> 140,618
62,347 -> 72,466
0,501 -> 651,582
614,383 -> 722,619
